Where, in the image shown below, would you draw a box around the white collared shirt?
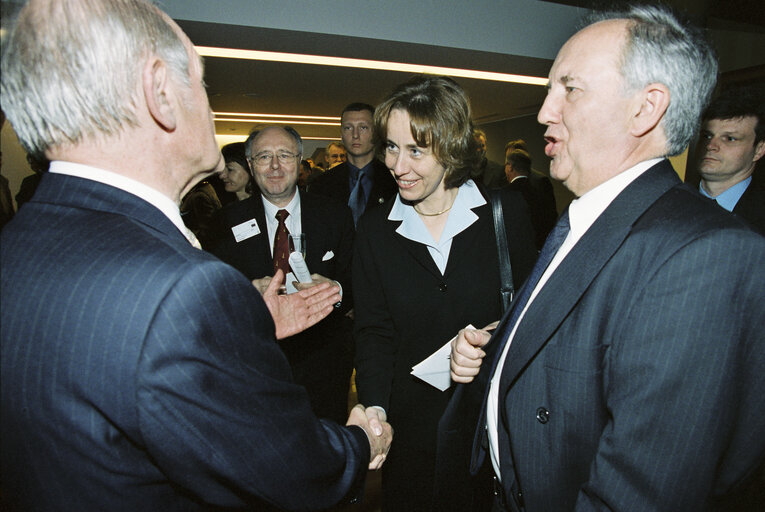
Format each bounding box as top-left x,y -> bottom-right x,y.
388,179 -> 486,274
487,157 -> 664,478
261,191 -> 302,255
48,160 -> 199,247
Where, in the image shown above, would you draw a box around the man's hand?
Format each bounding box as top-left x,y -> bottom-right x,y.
260,270 -> 340,339
347,404 -> 393,470
294,273 -> 337,291
450,327 -> 492,383
251,276 -> 275,296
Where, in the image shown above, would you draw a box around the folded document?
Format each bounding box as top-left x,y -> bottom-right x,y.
411,324 -> 475,391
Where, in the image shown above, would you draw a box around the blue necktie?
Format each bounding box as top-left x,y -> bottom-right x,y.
492,209 -> 570,367
348,167 -> 368,226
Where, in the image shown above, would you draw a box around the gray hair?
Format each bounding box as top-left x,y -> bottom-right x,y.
245,126 -> 303,159
1,0 -> 190,160
585,5 -> 718,155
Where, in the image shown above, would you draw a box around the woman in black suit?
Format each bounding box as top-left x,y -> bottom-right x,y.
353,75 -> 537,511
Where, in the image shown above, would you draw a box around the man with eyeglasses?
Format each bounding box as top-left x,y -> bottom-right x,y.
325,141 -> 347,169
212,125 -> 357,425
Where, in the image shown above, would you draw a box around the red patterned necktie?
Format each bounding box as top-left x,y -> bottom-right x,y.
273,209 -> 292,275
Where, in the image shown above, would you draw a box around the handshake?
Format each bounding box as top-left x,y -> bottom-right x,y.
347,404 -> 393,470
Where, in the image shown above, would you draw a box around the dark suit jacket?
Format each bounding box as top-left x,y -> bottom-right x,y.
0,172 -> 369,511
308,158 -> 397,217
210,191 -> 355,424
452,160 -> 765,511
732,177 -> 765,235
507,172 -> 558,249
353,184 -> 537,510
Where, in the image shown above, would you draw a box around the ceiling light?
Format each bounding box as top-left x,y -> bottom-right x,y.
196,46 -> 548,86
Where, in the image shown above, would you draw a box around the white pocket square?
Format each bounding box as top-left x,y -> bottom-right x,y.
322,251 -> 334,261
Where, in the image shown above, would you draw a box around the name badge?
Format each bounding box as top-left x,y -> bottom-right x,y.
231,218 -> 260,242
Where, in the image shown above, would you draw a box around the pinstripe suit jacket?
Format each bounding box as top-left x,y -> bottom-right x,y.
459,160 -> 765,511
0,172 -> 369,511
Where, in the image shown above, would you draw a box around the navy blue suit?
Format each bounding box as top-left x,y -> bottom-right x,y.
0,172 -> 369,511
439,161 -> 765,511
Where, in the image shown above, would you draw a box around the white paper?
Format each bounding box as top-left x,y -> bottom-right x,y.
411,324 -> 475,391
231,218 -> 260,242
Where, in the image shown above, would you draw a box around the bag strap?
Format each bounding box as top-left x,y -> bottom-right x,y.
491,191 -> 514,313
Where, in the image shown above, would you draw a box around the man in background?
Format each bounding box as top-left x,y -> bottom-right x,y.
697,84 -> 765,234
325,141 -> 347,169
0,1 -> 391,510
212,126 -> 356,424
503,142 -> 557,249
310,103 -> 397,225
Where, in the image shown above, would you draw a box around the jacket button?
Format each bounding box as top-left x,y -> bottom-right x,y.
438,283 -> 447,292
536,407 -> 549,424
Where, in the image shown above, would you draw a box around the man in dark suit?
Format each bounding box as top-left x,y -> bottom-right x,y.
212,125 -> 356,424
309,102 -> 397,225
475,128 -> 507,190
0,1 -> 391,510
449,5 -> 765,511
503,146 -> 558,249
697,84 -> 765,235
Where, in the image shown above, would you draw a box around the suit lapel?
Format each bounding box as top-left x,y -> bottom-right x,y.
299,192 -> 327,269
498,160 -> 681,393
223,195 -> 272,272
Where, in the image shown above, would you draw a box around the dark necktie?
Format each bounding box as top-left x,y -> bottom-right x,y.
273,209 -> 291,275
348,167 -> 368,226
492,209 -> 571,373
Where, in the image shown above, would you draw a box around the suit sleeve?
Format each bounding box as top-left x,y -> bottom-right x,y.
352,218 -> 397,411
575,230 -> 765,510
135,260 -> 369,510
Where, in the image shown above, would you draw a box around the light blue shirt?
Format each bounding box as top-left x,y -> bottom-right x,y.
699,176 -> 750,212
388,179 -> 486,274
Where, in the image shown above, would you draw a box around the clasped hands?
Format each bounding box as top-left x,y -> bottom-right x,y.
346,404 -> 393,470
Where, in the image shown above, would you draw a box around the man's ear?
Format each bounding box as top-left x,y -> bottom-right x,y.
630,83 -> 670,138
142,57 -> 176,132
753,139 -> 765,163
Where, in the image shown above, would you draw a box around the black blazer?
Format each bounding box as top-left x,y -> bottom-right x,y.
732,177 -> 765,235
0,173 -> 369,510
353,183 -> 537,510
211,191 -> 356,423
506,172 -> 558,249
446,161 -> 765,511
308,158 -> 397,216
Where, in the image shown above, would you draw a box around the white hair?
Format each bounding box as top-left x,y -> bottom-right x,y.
585,5 -> 718,155
1,0 -> 190,159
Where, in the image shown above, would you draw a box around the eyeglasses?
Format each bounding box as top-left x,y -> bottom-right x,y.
250,151 -> 299,167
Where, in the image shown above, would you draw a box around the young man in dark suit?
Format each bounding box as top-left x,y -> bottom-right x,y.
0,1 -> 391,510
212,125 -> 356,424
697,84 -> 765,235
309,103 -> 397,225
449,5 -> 765,511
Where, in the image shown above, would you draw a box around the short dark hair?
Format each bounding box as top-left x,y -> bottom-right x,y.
342,103 -> 375,117
221,142 -> 248,171
702,84 -> 765,144
504,139 -> 528,152
374,75 -> 479,190
505,149 -> 532,175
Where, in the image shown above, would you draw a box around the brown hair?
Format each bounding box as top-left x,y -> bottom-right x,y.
374,75 -> 479,189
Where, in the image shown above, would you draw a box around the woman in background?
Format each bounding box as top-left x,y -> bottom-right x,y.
219,141 -> 252,201
352,75 -> 537,511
